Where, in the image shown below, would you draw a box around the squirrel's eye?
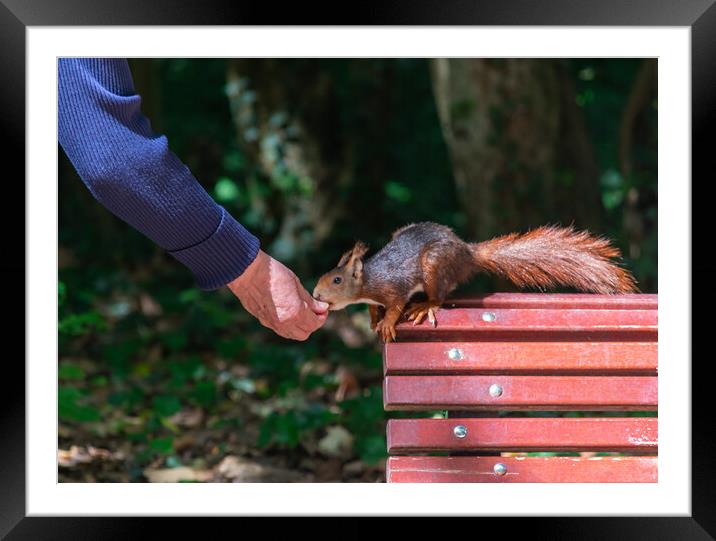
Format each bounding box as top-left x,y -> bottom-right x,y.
333,276 -> 342,285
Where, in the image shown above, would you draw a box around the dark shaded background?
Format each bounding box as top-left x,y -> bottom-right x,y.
58,58 -> 657,482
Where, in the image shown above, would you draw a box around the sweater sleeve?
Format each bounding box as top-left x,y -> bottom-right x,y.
58,58 -> 260,290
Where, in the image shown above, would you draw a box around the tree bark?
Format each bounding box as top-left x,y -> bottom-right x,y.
225,59 -> 354,270
619,58 -> 658,260
430,59 -> 602,240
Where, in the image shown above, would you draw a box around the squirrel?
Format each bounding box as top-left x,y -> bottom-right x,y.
312,222 -> 639,342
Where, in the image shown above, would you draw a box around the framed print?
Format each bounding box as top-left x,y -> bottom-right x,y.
2,0 -> 711,537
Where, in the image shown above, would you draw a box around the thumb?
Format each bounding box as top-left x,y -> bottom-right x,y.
309,296 -> 329,315
293,276 -> 330,314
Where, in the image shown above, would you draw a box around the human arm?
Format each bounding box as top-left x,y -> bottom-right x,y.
58,58 -> 327,336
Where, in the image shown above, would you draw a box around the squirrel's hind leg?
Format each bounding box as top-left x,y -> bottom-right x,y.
406,240 -> 468,327
406,301 -> 441,326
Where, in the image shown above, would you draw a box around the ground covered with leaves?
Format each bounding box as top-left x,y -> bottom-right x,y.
58,269 -> 421,483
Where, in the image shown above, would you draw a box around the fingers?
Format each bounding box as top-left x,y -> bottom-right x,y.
283,310 -> 328,341
311,298 -> 330,315
276,284 -> 329,341
293,276 -> 329,315
299,302 -> 329,332
229,255 -> 330,341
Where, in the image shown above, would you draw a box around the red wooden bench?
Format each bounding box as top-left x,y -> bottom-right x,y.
383,293 -> 658,483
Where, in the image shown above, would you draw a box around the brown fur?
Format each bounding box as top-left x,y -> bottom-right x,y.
313,222 -> 638,341
472,225 -> 638,294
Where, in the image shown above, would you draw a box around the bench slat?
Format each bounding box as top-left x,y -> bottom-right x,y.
384,375 -> 657,411
395,308 -> 657,342
387,418 -> 657,453
443,293 -> 658,311
386,456 -> 658,483
384,341 -> 658,375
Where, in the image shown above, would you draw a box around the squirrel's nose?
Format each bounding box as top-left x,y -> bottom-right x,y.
313,290 -> 322,300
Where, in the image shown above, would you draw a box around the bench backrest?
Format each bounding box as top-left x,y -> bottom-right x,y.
383,293 -> 658,483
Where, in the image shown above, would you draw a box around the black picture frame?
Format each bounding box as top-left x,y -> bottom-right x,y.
2,0 -> 710,537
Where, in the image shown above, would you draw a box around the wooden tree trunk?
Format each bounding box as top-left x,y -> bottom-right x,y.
619,58 -> 658,260
430,59 -> 602,241
225,59 -> 354,271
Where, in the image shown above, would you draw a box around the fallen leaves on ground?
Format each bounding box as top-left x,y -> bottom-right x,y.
144,466 -> 213,483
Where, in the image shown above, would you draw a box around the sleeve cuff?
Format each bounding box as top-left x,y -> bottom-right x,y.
168,207 -> 260,290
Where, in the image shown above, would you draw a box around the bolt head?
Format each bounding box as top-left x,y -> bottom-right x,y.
453,425 -> 468,438
489,383 -> 503,398
493,462 -> 507,476
448,348 -> 463,361
482,311 -> 496,322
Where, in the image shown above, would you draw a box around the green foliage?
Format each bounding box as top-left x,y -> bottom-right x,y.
384,180 -> 412,203
59,386 -> 100,423
340,387 -> 387,465
214,177 -> 243,203
58,362 -> 85,380
59,282 -> 106,337
58,58 -> 657,482
258,405 -> 337,449
191,381 -> 217,408
152,395 -> 182,417
149,436 -> 175,455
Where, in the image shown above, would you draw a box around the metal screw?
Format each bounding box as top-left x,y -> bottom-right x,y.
489,384 -> 503,398
482,311 -> 496,322
453,425 -> 468,438
448,348 -> 463,361
493,463 -> 507,476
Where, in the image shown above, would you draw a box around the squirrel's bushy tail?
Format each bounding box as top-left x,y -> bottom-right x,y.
470,225 -> 638,294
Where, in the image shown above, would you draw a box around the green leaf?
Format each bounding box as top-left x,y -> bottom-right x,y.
149,436 -> 175,455
216,337 -> 248,358
102,339 -> 141,376
58,362 -> 85,380
161,332 -> 188,352
59,386 -> 101,423
602,190 -> 624,210
178,288 -> 200,304
90,375 -> 108,387
58,281 -> 66,307
152,395 -> 182,417
222,149 -> 245,172
384,181 -> 412,203
108,386 -> 144,410
58,311 -> 106,336
160,417 -> 181,434
258,411 -> 300,448
191,381 -> 217,408
214,177 -> 242,203
168,356 -> 203,385
355,435 -> 387,465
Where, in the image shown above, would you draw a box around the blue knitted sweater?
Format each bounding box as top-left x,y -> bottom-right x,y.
58,58 -> 260,290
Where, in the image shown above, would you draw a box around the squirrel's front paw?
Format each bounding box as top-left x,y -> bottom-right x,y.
375,320 -> 396,342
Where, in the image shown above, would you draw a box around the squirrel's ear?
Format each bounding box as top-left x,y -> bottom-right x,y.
351,241 -> 369,260
351,257 -> 364,280
348,241 -> 368,280
337,241 -> 369,268
337,248 -> 354,268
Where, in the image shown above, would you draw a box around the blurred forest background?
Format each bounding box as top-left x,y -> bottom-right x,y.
58,58 -> 657,483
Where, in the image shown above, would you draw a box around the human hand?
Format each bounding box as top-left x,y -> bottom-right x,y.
227,250 -> 329,340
